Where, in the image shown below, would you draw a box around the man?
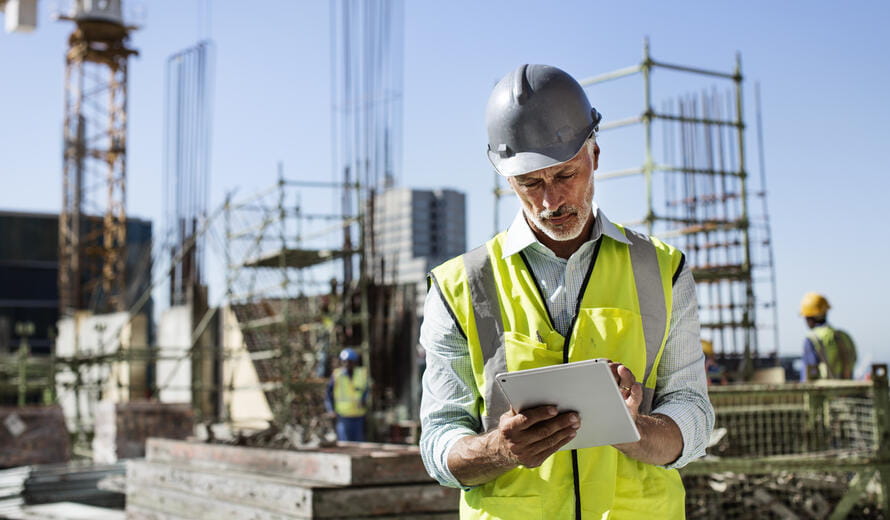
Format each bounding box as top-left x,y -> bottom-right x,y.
325,347 -> 368,441
419,64 -> 714,519
799,292 -> 857,381
702,339 -> 728,386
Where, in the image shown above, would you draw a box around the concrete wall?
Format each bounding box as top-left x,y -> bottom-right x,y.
156,305 -> 192,404
220,305 -> 271,431
54,311 -> 148,432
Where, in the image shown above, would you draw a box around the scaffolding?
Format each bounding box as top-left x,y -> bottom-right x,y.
494,40 -> 779,378
222,172 -> 366,439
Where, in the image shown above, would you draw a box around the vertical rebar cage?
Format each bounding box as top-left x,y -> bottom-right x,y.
163,40 -> 214,308
574,41 -> 778,374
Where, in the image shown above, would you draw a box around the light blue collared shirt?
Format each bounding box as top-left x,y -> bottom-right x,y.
419,205 -> 715,488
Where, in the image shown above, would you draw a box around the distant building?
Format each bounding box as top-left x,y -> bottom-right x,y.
369,188 -> 466,286
0,210 -> 153,356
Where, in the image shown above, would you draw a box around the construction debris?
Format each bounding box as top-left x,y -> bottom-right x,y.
91,401 -> 194,464
0,406 -> 69,468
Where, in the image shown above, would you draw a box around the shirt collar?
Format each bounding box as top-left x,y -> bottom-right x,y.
501,202 -> 632,259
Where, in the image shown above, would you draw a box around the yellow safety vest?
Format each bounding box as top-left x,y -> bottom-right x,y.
430,225 -> 686,519
808,325 -> 857,379
333,366 -> 368,418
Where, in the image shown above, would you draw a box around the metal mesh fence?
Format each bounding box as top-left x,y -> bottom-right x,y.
682,374 -> 890,519
707,392 -> 876,458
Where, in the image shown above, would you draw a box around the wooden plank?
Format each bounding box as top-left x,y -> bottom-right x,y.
126,483 -> 300,520
127,460 -> 315,518
18,501 -> 125,520
312,483 -> 459,518
329,515 -> 458,520
145,438 -> 432,485
128,500 -> 457,520
125,504 -> 188,520
127,460 -> 459,518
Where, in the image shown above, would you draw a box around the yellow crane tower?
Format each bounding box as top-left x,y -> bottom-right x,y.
57,0 -> 138,314
2,0 -> 139,314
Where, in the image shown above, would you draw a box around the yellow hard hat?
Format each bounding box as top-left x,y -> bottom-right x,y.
800,292 -> 830,317
701,339 -> 714,357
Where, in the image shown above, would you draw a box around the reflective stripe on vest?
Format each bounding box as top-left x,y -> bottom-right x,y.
467,229 -> 668,431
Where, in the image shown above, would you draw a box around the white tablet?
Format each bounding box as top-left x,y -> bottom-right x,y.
494,358 -> 640,451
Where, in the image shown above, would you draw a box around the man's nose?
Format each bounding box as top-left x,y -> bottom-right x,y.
541,184 -> 565,210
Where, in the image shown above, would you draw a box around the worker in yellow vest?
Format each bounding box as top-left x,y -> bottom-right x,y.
325,348 -> 368,441
799,292 -> 857,381
419,64 -> 714,519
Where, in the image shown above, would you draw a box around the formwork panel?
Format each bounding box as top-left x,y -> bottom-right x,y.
145,438 -> 433,485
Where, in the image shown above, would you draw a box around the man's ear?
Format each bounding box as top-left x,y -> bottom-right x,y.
506,175 -> 519,193
593,143 -> 601,171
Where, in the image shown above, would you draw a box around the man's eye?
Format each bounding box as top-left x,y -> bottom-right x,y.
520,181 -> 541,188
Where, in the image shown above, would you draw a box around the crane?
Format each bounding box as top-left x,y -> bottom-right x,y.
2,0 -> 138,314
0,0 -> 38,32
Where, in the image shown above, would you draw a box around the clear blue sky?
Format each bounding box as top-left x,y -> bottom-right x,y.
2,1 -> 889,372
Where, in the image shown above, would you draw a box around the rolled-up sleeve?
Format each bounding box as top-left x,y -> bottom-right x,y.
419,283 -> 482,488
652,264 -> 715,469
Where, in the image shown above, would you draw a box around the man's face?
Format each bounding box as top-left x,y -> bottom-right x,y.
508,142 -> 599,243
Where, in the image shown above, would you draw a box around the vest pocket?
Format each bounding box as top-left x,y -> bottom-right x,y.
573,308 -> 646,379
503,331 -> 563,372
470,496 -> 543,520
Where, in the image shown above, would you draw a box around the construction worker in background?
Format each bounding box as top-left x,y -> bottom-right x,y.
325,348 -> 368,441
419,64 -> 713,519
702,339 -> 728,386
799,292 -> 857,381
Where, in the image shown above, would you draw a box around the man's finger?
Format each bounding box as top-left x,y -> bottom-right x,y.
523,411 -> 579,440
608,362 -> 623,386
616,364 -> 636,393
526,421 -> 579,458
503,405 -> 558,432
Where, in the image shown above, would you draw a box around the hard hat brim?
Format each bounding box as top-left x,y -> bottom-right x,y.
488,133 -> 589,177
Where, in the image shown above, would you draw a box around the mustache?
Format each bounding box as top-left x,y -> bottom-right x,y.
539,206 -> 579,220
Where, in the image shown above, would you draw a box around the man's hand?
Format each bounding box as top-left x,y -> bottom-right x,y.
447,406 -> 579,486
607,362 -> 684,466
608,361 -> 643,416
494,406 -> 580,468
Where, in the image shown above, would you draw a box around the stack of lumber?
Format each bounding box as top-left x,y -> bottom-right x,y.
127,438 -> 459,519
92,401 -> 194,464
0,406 -> 69,468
